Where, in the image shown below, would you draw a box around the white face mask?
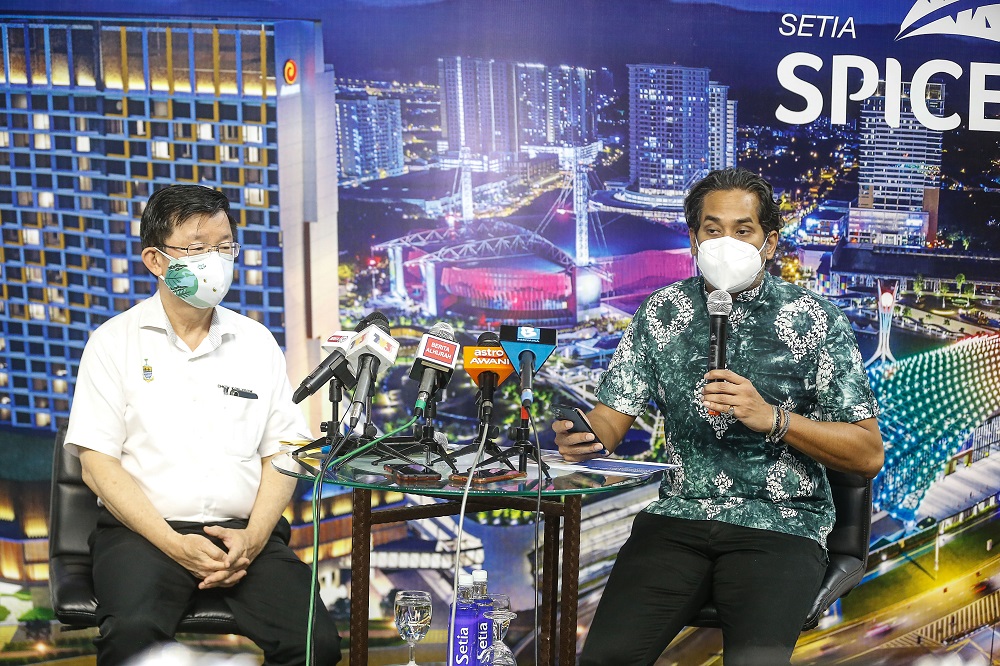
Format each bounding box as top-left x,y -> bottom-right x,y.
157,249 -> 234,309
695,235 -> 769,293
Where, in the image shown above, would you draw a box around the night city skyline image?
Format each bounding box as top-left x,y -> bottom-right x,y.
1,1 -> 1000,663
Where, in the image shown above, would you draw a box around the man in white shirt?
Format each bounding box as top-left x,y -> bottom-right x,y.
65,185 -> 342,665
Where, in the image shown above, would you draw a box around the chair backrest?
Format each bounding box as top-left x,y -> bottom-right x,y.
48,425 -> 103,626
801,468 -> 872,630
691,467 -> 873,630
48,426 -> 242,634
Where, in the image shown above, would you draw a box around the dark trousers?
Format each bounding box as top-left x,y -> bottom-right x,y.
90,510 -> 342,666
581,512 -> 827,666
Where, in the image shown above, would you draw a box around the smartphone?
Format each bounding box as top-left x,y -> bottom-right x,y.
384,463 -> 443,484
449,468 -> 526,485
552,403 -> 609,456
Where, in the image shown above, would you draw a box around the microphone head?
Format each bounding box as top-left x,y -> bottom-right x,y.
707,289 -> 733,316
476,331 -> 501,346
367,311 -> 390,327
427,321 -> 456,341
411,321 -> 461,380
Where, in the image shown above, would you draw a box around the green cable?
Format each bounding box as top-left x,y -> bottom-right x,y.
305,415 -> 421,665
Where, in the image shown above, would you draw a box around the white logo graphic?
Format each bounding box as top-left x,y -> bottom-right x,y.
897,1 -> 1000,42
518,326 -> 540,340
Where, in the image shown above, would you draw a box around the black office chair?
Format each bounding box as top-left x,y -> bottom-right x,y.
48,425 -> 242,634
690,468 -> 872,631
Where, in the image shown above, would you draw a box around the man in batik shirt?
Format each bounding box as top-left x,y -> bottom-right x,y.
554,168 -> 882,666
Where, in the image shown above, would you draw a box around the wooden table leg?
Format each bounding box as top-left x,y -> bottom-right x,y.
350,489 -> 372,666
559,495 -> 582,666
538,513 -> 561,665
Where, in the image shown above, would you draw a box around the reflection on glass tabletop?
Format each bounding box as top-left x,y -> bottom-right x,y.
272,443 -> 672,498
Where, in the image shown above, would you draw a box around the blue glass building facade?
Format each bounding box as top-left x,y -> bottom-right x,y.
0,16 -> 341,432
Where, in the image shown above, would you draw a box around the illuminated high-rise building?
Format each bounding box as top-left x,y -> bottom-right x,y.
337,95 -> 404,183
437,56 -> 517,165
514,63 -> 548,147
849,80 -> 944,246
708,81 -> 737,170
0,15 -> 340,431
547,65 -> 596,146
628,64 -> 710,194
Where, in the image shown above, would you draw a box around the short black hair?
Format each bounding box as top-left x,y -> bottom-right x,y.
140,185 -> 236,250
684,168 -> 781,236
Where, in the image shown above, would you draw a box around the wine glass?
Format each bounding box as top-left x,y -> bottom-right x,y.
393,590 -> 432,666
480,594 -> 517,666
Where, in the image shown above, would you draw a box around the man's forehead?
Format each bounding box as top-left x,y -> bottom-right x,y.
167,211 -> 232,239
701,191 -> 761,225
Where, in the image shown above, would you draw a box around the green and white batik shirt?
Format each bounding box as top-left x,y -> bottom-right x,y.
595,272 -> 880,547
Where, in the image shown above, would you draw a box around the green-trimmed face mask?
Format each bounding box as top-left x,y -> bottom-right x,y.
157,249 -> 234,309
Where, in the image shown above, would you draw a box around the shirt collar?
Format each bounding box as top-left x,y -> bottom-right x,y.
139,291 -> 236,353
699,272 -> 772,306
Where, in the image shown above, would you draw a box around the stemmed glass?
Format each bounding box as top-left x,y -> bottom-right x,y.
480,593 -> 517,666
393,590 -> 432,666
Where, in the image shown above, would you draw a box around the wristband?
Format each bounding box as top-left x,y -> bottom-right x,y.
766,405 -> 780,440
774,407 -> 791,442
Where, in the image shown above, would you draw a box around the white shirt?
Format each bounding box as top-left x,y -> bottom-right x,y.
65,292 -> 311,522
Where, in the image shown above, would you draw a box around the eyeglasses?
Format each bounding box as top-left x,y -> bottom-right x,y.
160,242 -> 241,258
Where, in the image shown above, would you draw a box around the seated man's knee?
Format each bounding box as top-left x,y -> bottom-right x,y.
96,614 -> 173,662
312,629 -> 343,665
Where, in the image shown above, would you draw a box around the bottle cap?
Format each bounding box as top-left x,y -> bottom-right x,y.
472,570 -> 488,582
458,573 -> 474,587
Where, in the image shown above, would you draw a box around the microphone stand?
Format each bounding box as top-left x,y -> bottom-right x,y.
369,392 -> 461,473
484,405 -> 551,480
335,388 -> 461,474
451,392 -> 517,472
294,377 -> 348,458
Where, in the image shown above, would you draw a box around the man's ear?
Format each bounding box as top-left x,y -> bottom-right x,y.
689,228 -> 699,257
141,246 -> 164,278
764,230 -> 779,260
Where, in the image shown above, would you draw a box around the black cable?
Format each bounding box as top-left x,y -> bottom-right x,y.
528,413 -> 543,666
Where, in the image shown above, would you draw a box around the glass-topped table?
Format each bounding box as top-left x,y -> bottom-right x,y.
273,445 -> 666,666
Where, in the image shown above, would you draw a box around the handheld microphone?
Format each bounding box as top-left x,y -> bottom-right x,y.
463,331 -> 515,421
498,325 -> 557,407
707,289 -> 732,374
410,322 -> 461,417
707,290 -> 732,417
292,329 -> 360,404
345,313 -> 400,429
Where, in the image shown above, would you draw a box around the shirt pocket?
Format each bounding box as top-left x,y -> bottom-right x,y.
218,392 -> 265,459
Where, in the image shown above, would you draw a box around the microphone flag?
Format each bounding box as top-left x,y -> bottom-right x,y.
498,325 -> 557,374
463,345 -> 515,387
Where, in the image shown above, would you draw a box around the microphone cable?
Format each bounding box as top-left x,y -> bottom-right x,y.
527,411 -> 544,666
305,413 -> 420,666
446,423 -> 491,666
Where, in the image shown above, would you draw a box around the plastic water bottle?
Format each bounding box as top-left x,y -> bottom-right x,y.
472,569 -> 494,665
449,573 -> 477,665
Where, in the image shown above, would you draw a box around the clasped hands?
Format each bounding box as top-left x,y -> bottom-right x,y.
170,525 -> 260,589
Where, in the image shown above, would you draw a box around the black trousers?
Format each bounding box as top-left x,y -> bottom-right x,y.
580,512 -> 828,666
90,510 -> 342,666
